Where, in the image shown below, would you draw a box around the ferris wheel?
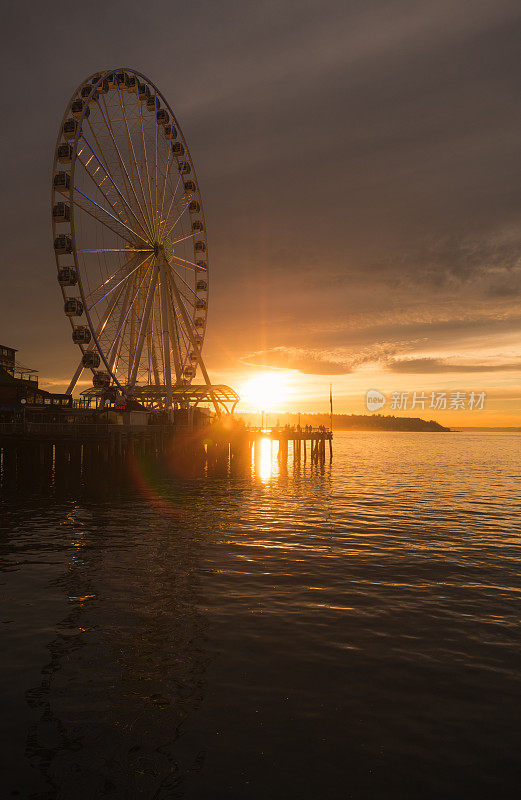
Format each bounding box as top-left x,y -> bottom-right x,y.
52,68 -> 216,409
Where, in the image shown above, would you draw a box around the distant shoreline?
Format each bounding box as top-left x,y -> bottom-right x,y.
241,413 -> 521,433
452,427 -> 521,432
327,414 -> 450,432
240,413 -> 450,432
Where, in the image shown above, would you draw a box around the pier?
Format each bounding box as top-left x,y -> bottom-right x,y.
244,427 -> 333,463
0,421 -> 332,485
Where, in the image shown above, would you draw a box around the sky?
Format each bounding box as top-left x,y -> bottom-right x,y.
1,0 -> 521,425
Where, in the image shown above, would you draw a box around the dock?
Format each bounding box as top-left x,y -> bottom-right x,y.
244,427 -> 333,462
0,421 -> 332,485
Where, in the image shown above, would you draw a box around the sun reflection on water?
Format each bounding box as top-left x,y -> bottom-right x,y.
253,437 -> 278,483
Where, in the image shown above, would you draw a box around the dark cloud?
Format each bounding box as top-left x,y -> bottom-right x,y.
241,347 -> 352,375
303,313 -> 521,353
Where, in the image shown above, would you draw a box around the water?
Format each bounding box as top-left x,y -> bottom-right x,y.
1,431 -> 520,798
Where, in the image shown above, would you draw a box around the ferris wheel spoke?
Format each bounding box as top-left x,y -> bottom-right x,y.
161,190 -> 193,215
174,281 -> 196,308
154,100 -> 159,240
81,133 -> 153,242
115,84 -> 156,240
158,156 -> 188,240
77,248 -> 151,253
73,186 -> 149,246
158,122 -> 177,230
87,259 -> 145,312
128,267 -> 158,386
169,288 -> 192,362
96,96 -> 153,238
134,82 -> 156,242
81,122 -> 142,237
169,265 -> 202,301
165,258 -> 219,413
170,254 -> 207,272
89,274 -> 133,369
167,270 -> 198,334
161,195 -> 195,241
96,276 -> 130,338
72,194 -> 139,249
82,118 -> 136,231
77,149 -> 134,233
171,230 -> 201,247
158,195 -> 194,233
107,259 -> 154,367
84,251 -> 144,301
176,294 -> 198,334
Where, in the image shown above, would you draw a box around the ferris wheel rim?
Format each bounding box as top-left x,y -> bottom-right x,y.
70,68 -> 208,390
52,67 -> 209,400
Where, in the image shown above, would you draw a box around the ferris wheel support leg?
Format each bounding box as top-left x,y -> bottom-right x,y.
108,273 -> 139,380
128,270 -> 158,387
67,361 -> 85,396
195,353 -> 221,417
159,260 -> 173,409
164,258 -> 221,417
66,270 -> 133,400
166,299 -> 182,383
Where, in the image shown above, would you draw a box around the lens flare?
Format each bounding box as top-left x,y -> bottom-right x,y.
127,450 -> 202,516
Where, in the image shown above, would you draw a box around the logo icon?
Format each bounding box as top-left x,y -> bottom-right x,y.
366,389 -> 386,412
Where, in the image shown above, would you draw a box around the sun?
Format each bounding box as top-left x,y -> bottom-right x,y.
240,372 -> 288,411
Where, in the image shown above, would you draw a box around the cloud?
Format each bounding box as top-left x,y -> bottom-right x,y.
388,357 -> 521,374
240,347 -> 352,375
382,231 -> 521,295
307,312 -> 521,352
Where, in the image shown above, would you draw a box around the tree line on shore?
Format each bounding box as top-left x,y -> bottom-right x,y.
239,412 -> 450,432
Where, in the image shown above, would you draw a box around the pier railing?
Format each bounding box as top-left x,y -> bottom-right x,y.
0,421 -> 155,438
246,426 -> 332,437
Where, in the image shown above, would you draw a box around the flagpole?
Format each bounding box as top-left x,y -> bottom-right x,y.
329,383 -> 333,460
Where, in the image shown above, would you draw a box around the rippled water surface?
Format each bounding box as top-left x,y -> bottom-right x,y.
1,431 -> 521,798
